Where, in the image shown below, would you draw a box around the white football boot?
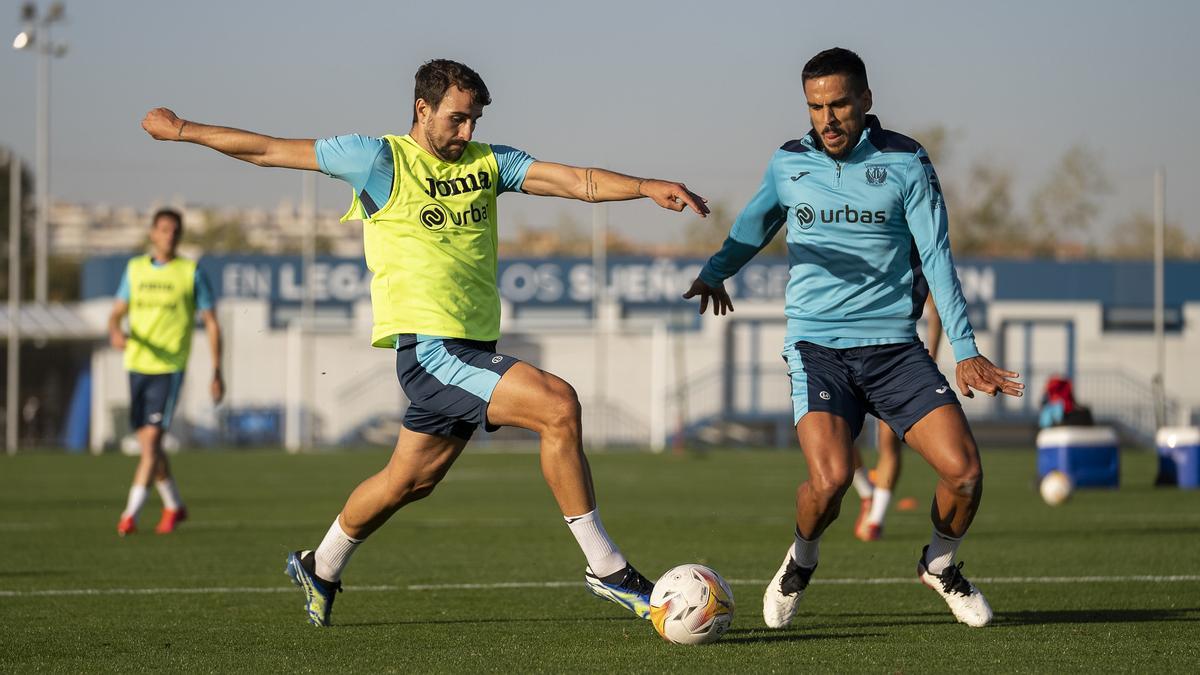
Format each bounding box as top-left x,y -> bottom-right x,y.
762,549 -> 816,629
917,546 -> 993,627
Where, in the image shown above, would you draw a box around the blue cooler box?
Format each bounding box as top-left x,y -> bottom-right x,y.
1155,427 -> 1200,490
1036,426 -> 1119,488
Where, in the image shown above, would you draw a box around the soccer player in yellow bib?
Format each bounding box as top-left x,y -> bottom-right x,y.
108,208 -> 224,536
141,59 -> 709,627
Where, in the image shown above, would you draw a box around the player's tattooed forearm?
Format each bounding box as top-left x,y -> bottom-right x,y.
584,169 -> 597,202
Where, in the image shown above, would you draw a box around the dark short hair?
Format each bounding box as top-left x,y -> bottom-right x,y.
802,48 -> 869,93
151,208 -> 183,231
412,59 -> 492,123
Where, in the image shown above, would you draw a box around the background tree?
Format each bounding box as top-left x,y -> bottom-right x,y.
1028,144 -> 1111,256
1106,212 -> 1198,259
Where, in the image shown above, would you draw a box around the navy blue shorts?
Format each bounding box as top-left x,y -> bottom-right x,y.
395,336 -> 521,441
782,339 -> 958,440
129,371 -> 185,430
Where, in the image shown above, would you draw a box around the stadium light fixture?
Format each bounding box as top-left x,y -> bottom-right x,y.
12,2 -> 34,48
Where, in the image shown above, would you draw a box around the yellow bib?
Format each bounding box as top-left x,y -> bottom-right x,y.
341,135 -> 501,347
124,255 -> 197,374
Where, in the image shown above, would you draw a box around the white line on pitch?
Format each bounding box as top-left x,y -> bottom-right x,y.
2,575 -> 1198,598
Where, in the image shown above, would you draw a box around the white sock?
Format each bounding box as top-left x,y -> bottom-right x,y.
852,467 -> 874,499
122,485 -> 149,519
924,529 -> 962,575
314,517 -> 363,582
565,509 -> 627,578
866,488 -> 892,525
155,479 -> 183,511
791,528 -> 820,569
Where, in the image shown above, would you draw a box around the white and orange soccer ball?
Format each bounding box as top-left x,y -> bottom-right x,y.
649,564 -> 735,645
1040,469 -> 1074,506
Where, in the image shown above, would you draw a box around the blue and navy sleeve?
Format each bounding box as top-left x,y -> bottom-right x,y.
492,144 -> 536,194
903,150 -> 978,361
194,267 -> 215,311
699,157 -> 787,287
315,135 -> 394,215
116,266 -> 131,302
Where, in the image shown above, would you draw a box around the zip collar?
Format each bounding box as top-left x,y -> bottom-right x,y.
801,114 -> 881,163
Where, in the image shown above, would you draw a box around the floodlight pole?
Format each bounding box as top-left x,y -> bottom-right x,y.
13,3 -> 67,304
33,36 -> 49,304
592,203 -> 608,450
7,151 -> 22,455
300,171 -> 316,449
1152,168 -> 1166,427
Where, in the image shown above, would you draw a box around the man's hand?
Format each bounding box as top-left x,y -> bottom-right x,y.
211,371 -> 225,405
142,107 -> 185,141
955,355 -> 1023,398
682,277 -> 733,315
109,328 -> 126,350
638,179 -> 709,217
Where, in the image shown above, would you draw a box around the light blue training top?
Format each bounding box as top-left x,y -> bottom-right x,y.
699,115 -> 979,362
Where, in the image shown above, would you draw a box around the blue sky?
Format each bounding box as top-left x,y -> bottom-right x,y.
1,0 -> 1196,244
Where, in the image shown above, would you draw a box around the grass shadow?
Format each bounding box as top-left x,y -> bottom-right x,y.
719,630 -> 883,645
339,616 -> 634,628
996,608 -> 1200,627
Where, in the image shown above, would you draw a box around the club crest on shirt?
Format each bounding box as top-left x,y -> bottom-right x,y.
865,165 -> 888,185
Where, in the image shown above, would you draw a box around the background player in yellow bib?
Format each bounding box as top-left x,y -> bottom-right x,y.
141,59 -> 708,626
108,208 -> 224,536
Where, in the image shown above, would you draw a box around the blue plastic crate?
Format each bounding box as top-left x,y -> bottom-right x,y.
1156,427 -> 1200,490
1036,426 -> 1119,488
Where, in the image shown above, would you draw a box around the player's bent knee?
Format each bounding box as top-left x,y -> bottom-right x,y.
405,480 -> 440,503
810,465 -> 853,500
386,475 -> 443,507
539,379 -> 582,433
939,458 -> 982,496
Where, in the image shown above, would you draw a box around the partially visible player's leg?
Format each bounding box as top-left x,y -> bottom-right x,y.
902,399 -> 991,626
850,444 -> 874,540
857,419 -> 902,541
487,361 -> 653,618
152,371 -> 187,533
875,419 -> 903,491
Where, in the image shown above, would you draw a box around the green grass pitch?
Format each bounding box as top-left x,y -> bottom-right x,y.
2,447 -> 1198,672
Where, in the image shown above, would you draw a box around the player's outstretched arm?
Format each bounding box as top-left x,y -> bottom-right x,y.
519,161 -> 708,216
682,277 -> 733,316
955,355 -> 1023,399
141,107 -> 319,171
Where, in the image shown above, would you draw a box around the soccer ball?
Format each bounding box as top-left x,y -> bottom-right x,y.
1040,470 -> 1073,506
649,564 -> 735,645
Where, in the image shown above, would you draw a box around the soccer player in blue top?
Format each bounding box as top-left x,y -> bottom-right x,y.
683,48 -> 1023,628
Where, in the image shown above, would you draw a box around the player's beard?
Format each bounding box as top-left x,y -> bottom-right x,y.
424,127 -> 467,162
